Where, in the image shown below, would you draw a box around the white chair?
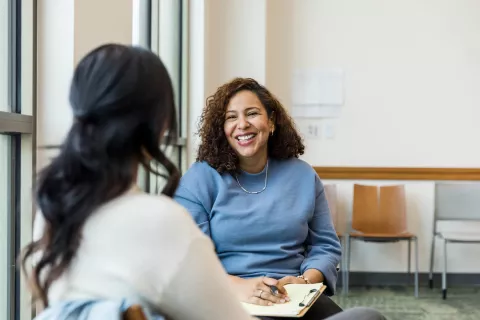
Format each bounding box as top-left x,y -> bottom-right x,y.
429,183 -> 480,299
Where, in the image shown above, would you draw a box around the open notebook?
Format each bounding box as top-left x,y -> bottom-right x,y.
241,283 -> 326,318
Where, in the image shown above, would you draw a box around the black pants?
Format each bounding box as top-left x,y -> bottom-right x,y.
258,294 -> 343,320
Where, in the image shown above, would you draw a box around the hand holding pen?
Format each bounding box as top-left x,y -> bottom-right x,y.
232,276 -> 290,306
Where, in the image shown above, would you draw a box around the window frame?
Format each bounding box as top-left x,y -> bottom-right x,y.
135,0 -> 188,193
0,1 -> 36,320
150,0 -> 188,162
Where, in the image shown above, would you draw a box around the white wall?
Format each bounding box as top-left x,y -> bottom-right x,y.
265,0 -> 293,107
37,0 -> 133,170
294,0 -> 480,167
190,0 -> 480,273
204,0 -> 266,93
291,0 -> 480,273
37,0 -> 75,170
188,0 -> 287,164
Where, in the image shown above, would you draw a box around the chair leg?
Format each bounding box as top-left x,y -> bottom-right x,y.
408,238 -> 411,275
429,234 -> 436,289
442,239 -> 448,300
338,236 -> 344,294
414,237 -> 419,298
345,235 -> 351,295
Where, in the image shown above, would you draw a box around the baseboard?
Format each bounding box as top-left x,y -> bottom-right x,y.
336,272 -> 480,287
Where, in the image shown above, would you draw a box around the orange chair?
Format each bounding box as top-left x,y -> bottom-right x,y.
344,184 -> 418,297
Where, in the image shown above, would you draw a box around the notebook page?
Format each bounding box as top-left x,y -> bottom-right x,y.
241,283 -> 323,316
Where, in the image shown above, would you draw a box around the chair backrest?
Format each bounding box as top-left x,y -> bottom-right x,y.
123,305 -> 148,320
379,185 -> 407,234
324,184 -> 338,229
352,184 -> 379,233
435,183 -> 480,221
352,184 -> 407,234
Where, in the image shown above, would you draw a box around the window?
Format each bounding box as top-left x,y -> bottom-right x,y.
0,1 -> 35,320
135,0 -> 188,192
0,134 -> 10,320
0,0 -> 8,111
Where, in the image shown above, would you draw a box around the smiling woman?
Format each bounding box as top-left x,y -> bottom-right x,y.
174,78 -> 344,320
224,90 -> 274,174
197,78 -> 304,174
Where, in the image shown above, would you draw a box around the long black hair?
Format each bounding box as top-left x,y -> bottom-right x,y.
20,44 -> 180,306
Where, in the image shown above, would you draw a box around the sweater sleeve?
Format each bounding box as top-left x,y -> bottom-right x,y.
158,237 -> 255,320
300,175 -> 342,295
174,163 -> 219,237
174,184 -> 211,236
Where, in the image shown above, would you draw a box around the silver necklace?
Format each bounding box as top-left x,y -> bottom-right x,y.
235,161 -> 269,194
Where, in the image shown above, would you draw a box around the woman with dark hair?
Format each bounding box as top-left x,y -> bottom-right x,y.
174,78 -> 347,320
21,44 -> 255,319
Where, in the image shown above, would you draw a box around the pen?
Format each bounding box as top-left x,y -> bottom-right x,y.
269,285 -> 279,295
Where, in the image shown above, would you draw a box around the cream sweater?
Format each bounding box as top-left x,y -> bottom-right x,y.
33,188 -> 253,320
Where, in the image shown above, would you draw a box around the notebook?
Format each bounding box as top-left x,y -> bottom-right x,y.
241,283 -> 326,318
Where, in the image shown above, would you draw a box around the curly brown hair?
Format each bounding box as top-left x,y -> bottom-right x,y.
197,77 -> 304,173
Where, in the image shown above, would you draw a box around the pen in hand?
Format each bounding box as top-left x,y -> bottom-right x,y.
269,285 -> 290,302
269,285 -> 279,295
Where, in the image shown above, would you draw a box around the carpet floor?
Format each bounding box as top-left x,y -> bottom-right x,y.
331,286 -> 480,320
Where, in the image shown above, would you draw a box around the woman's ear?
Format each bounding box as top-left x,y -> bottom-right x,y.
269,116 -> 275,135
270,123 -> 275,136
269,111 -> 276,128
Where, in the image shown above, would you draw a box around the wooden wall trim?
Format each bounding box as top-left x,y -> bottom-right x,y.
314,167 -> 480,181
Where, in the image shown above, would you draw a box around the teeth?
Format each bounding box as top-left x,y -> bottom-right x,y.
237,134 -> 255,141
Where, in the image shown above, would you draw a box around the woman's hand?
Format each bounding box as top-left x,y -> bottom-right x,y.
230,276 -> 289,306
277,275 -> 308,288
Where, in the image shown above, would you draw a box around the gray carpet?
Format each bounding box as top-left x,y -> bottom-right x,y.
331,287 -> 480,320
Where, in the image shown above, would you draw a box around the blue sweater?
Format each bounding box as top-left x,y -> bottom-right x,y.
174,158 -> 341,294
